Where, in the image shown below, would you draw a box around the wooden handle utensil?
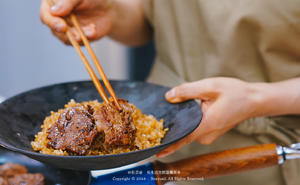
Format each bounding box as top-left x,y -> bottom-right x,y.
153,143 -> 278,184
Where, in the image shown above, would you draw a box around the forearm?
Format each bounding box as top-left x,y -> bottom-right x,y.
250,77 -> 300,117
109,0 -> 153,46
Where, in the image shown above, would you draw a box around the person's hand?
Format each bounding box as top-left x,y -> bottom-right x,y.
40,0 -> 114,44
157,77 -> 261,158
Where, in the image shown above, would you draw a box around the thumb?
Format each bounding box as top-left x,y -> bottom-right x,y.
50,0 -> 80,16
165,81 -> 217,103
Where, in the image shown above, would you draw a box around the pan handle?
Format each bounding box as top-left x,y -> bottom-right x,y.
153,143 -> 278,185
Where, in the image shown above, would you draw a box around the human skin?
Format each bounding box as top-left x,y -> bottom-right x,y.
40,0 -> 152,46
40,0 -> 300,158
157,77 -> 300,157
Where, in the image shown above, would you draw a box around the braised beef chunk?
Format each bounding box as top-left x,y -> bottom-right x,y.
8,173 -> 44,185
47,99 -> 136,154
0,163 -> 27,178
47,106 -> 98,155
93,99 -> 136,152
0,163 -> 44,185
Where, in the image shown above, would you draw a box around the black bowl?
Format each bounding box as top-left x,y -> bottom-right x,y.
0,81 -> 202,170
0,147 -> 91,185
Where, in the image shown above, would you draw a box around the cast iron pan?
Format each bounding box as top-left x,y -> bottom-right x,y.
0,81 -> 202,170
0,146 -> 91,185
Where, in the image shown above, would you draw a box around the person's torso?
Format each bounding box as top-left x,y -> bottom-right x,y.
143,0 -> 300,83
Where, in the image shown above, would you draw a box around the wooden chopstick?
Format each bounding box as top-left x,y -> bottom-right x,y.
46,0 -> 121,109
65,30 -> 109,104
70,14 -> 122,110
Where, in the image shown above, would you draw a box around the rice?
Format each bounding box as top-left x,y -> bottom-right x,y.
31,99 -> 168,156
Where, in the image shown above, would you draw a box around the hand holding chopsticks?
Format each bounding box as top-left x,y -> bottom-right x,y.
46,0 -> 121,110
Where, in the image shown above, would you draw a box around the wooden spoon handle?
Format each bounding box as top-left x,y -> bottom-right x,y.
153,143 -> 278,185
